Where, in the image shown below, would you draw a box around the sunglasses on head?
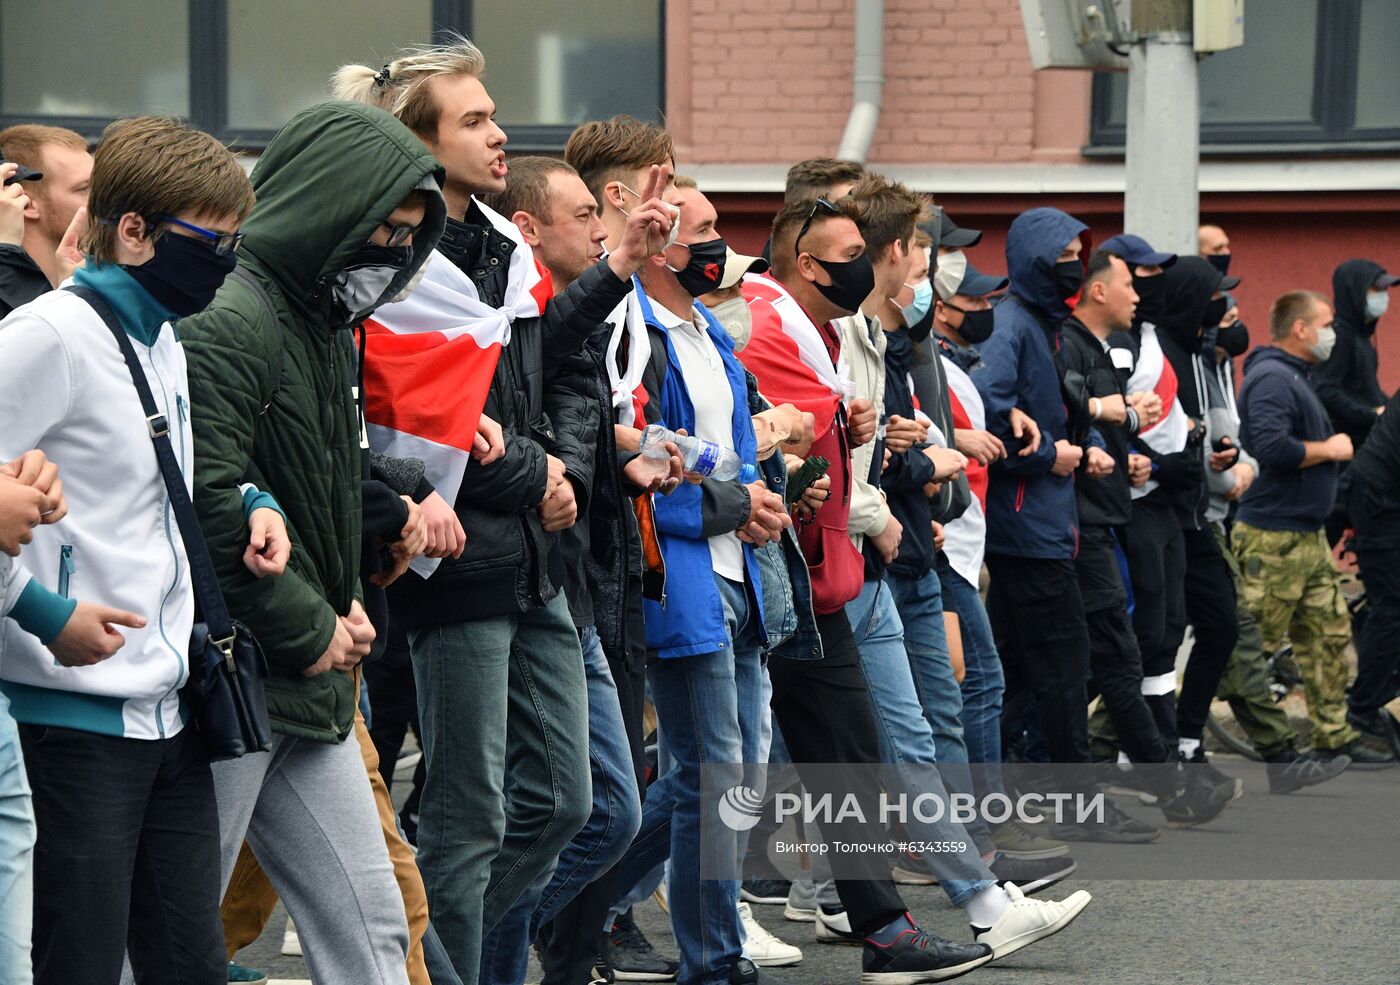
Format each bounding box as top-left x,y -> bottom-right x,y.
794,197 -> 840,259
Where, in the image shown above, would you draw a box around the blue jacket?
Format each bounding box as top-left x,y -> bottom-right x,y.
971,207 -> 1086,559
636,284 -> 765,658
1237,345 -> 1338,531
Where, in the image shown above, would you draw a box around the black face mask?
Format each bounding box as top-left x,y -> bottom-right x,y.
123,230 -> 238,318
668,237 -> 728,298
956,306 -> 996,345
810,254 -> 875,314
1054,259 -> 1083,301
1202,297 -> 1229,328
1207,253 -> 1231,277
1132,273 -> 1164,327
1217,322 -> 1249,358
907,303 -> 936,344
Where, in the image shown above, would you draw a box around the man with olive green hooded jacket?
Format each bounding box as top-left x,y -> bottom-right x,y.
181,101 -> 446,985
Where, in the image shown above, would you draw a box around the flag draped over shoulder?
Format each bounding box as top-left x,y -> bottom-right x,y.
602,288 -> 651,429
739,272 -> 854,437
360,199 -> 553,575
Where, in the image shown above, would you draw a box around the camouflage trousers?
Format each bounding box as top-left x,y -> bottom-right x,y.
1232,521 -> 1358,751
1212,523 -> 1297,758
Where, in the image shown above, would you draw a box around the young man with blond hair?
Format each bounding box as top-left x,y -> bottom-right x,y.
0,115 -> 274,985
0,124 -> 91,308
335,40 -> 672,982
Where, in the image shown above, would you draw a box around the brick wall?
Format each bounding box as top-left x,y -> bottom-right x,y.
675,0 -> 1050,165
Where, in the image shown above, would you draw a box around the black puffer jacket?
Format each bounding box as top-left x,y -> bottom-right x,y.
0,244 -> 49,318
390,205 -> 630,626
1316,258 -> 1389,447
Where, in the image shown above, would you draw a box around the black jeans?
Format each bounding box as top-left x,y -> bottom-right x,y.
1177,524 -> 1240,740
20,723 -> 224,985
1349,475 -> 1400,713
364,625 -> 426,809
1077,525 -> 1171,764
986,553 -> 1092,764
768,610 -> 908,936
1121,497 -> 1186,746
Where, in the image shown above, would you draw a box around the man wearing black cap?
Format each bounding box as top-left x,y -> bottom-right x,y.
1063,250 -> 1234,827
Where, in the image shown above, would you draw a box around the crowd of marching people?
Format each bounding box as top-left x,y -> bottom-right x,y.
0,32 -> 1398,985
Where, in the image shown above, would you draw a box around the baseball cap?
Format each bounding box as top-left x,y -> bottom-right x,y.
1099,233 -> 1176,269
938,211 -> 981,248
1372,271 -> 1400,289
0,147 -> 41,185
717,246 -> 768,290
933,250 -> 1008,302
1219,273 -> 1242,291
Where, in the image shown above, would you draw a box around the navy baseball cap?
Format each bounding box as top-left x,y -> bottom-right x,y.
934,250 -> 1008,301
1099,233 -> 1176,269
0,147 -> 41,185
939,211 -> 982,248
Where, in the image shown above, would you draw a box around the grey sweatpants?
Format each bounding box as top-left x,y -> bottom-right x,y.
212,730 -> 410,985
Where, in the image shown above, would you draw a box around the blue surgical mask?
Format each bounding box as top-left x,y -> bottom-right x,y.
900,279 -> 934,328
1366,290 -> 1389,321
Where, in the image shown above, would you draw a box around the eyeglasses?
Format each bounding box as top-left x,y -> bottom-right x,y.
376,219 -> 418,248
156,215 -> 244,256
793,198 -> 840,259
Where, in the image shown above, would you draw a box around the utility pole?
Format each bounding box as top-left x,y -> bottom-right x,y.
1124,0 -> 1198,256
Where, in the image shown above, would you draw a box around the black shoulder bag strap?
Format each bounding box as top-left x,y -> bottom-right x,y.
66,285 -> 239,661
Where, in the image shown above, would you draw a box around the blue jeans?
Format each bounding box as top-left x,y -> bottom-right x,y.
845,578 -> 994,906
934,558 -> 1005,797
410,592 -> 592,985
0,692 -> 33,985
611,575 -> 766,985
481,626 -> 643,985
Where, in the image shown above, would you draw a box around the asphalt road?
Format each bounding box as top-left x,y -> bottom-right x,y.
235,759 -> 1400,985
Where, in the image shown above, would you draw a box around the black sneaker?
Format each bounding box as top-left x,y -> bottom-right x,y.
741,877 -> 793,906
988,853 -> 1077,895
607,910 -> 680,982
1158,770 -> 1235,828
861,926 -> 993,983
1330,738 -> 1397,770
1265,748 -> 1349,794
1184,747 -> 1244,801
728,956 -> 780,984
1053,799 -> 1161,843
1347,708 -> 1400,759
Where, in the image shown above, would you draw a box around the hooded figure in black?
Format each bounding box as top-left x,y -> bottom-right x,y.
1315,259 -> 1391,448
1145,254 -> 1240,762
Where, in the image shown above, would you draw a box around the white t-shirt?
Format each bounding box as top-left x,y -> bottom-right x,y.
940,354 -> 987,588
653,301 -> 746,581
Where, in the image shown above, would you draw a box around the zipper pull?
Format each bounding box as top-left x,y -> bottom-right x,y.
58,544 -> 75,598
177,394 -> 188,422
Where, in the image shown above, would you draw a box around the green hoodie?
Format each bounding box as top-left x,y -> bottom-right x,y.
181,102 -> 445,742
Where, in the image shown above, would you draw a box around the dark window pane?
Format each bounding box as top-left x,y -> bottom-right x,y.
473,0 -> 661,126
1198,0 -> 1317,124
1,0 -> 188,117
1355,0 -> 1400,129
226,0 -> 432,129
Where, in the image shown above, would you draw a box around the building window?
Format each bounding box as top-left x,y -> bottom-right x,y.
1089,0 -> 1400,152
0,0 -> 664,149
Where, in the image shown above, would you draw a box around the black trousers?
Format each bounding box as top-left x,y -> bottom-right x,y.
1349,475 -> 1400,713
537,579 -> 650,985
1177,524 -> 1240,740
20,723 -> 225,985
1077,525 -> 1171,764
986,553 -> 1092,764
364,625 -> 427,820
767,609 -> 907,936
1121,497 -> 1186,745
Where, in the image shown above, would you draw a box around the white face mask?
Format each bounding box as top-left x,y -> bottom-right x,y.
709,295 -> 753,349
618,181 -> 681,249
1308,325 -> 1336,362
1366,290 -> 1390,321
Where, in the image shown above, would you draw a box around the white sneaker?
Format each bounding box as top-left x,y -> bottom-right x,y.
973,883 -> 1092,959
280,917 -> 302,957
815,907 -> 863,946
738,901 -> 803,967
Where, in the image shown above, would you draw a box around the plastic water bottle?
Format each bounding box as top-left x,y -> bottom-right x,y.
639,424 -> 756,483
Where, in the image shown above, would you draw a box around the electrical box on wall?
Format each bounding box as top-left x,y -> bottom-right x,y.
1020,0 -> 1132,70
1193,0 -> 1244,52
